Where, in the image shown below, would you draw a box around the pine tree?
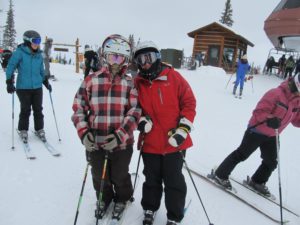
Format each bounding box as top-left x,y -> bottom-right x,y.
219,0 -> 234,27
128,34 -> 135,49
128,34 -> 135,60
3,0 -> 17,49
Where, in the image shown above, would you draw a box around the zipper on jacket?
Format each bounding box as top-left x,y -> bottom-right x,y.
158,88 -> 163,104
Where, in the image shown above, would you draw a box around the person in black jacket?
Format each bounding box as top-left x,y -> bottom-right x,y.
83,45 -> 99,78
1,47 -> 13,71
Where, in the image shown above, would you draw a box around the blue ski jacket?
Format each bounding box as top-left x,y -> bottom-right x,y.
234,59 -> 250,89
6,44 -> 45,89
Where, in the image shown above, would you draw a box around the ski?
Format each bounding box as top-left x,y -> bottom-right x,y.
95,172 -> 139,225
17,130 -> 36,160
32,130 -> 61,157
230,176 -> 299,217
95,203 -> 114,225
185,167 -> 289,224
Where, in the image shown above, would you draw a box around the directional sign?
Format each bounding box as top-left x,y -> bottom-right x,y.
54,47 -> 69,52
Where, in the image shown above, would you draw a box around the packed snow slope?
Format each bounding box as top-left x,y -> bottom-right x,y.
0,63 -> 299,225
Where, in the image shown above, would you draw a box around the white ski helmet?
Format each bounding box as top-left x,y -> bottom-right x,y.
134,41 -> 160,59
101,34 -> 131,66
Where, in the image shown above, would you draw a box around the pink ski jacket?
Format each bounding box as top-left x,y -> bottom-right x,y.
248,81 -> 300,137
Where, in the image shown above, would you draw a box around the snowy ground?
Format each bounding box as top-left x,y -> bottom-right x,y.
0,63 -> 299,225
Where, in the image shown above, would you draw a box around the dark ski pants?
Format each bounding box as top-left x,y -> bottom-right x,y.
215,129 -> 277,184
89,146 -> 133,205
44,58 -> 51,78
16,88 -> 44,131
141,151 -> 187,222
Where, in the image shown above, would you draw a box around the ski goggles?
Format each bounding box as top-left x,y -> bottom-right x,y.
24,36 -> 42,45
106,53 -> 126,65
135,51 -> 160,66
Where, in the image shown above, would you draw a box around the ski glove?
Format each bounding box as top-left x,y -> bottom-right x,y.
138,116 -> 153,133
266,117 -> 281,129
168,117 -> 193,147
6,79 -> 15,94
43,79 -> 52,92
101,133 -> 120,151
82,132 -> 96,152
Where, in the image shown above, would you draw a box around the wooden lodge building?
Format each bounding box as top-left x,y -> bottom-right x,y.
188,22 -> 254,72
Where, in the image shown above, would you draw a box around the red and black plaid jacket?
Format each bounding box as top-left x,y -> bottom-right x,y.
71,67 -> 141,151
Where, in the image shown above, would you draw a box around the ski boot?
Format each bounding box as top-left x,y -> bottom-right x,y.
95,201 -> 109,219
111,202 -> 126,220
36,129 -> 47,142
248,179 -> 271,197
214,175 -> 232,190
239,88 -> 243,99
209,170 -> 232,190
143,210 -> 156,225
232,85 -> 237,95
166,219 -> 178,225
19,130 -> 28,143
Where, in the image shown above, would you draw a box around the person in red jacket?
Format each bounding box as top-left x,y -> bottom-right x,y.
213,75 -> 300,196
134,41 -> 196,225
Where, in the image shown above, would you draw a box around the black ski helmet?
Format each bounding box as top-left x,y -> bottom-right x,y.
23,30 -> 41,44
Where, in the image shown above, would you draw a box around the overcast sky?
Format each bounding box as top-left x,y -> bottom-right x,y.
0,0 -> 279,67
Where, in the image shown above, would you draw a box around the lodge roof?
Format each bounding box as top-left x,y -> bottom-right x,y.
187,22 -> 254,47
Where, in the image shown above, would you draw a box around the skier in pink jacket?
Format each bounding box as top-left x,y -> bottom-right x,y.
213,74 -> 300,196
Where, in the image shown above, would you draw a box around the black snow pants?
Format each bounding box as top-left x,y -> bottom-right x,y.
89,146 -> 133,205
141,151 -> 187,222
215,129 -> 278,184
16,88 -> 44,131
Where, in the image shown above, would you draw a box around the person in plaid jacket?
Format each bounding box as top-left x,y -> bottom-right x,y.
71,34 -> 141,219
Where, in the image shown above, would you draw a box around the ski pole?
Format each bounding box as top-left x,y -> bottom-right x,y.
49,91 -> 62,141
251,77 -> 254,93
11,92 -> 15,150
181,152 -> 214,225
131,150 -> 142,202
275,129 -> 284,225
96,152 -> 109,225
225,73 -> 234,89
74,162 -> 90,225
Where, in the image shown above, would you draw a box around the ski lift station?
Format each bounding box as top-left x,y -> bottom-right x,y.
264,0 -> 300,61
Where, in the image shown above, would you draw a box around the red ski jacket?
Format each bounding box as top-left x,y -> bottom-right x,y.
135,64 -> 196,154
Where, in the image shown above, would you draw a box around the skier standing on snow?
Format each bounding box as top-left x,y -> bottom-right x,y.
43,37 -> 55,80
213,75 -> 300,196
233,54 -> 250,98
5,30 -> 52,142
133,41 -> 196,225
83,44 -> 99,78
71,34 -> 141,220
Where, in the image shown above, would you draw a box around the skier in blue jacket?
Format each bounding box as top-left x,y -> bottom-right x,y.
233,54 -> 250,97
6,30 -> 52,142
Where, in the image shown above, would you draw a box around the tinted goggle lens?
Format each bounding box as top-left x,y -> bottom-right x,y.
31,37 -> 42,45
136,52 -> 159,66
106,54 -> 126,65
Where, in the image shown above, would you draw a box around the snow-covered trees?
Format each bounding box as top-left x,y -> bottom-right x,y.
2,0 -> 17,49
219,0 -> 234,27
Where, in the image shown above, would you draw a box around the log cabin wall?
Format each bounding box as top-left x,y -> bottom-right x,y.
188,22 -> 253,72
